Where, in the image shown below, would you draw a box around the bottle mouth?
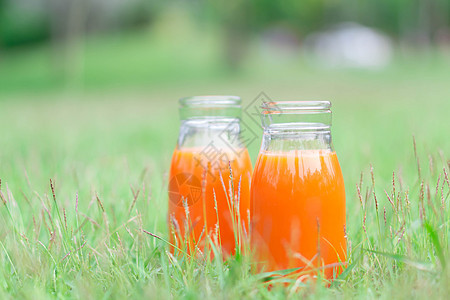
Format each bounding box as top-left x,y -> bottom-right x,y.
179,95 -> 242,120
261,101 -> 331,114
180,95 -> 241,108
261,101 -> 332,130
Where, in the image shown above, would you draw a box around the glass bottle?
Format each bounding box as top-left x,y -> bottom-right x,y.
168,96 -> 252,256
250,101 -> 346,280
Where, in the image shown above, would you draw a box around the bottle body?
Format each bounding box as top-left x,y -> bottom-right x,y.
168,96 -> 252,256
250,101 -> 346,279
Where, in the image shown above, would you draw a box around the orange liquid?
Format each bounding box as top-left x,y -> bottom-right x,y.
250,150 -> 346,279
168,148 -> 252,256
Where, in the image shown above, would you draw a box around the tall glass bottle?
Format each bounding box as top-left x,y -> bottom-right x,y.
250,101 -> 346,280
168,96 -> 252,256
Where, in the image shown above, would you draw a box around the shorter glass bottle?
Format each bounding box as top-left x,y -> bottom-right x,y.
250,101 -> 346,280
168,96 -> 252,256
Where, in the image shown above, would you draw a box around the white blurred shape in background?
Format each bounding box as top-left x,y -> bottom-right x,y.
304,22 -> 393,69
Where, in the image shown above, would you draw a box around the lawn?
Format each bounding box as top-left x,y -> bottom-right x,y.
0,37 -> 449,298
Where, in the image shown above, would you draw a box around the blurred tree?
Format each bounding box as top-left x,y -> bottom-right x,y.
1,0 -> 449,61
0,0 -> 49,48
47,0 -> 162,83
203,0 -> 343,69
203,0 -> 251,70
0,0 -> 159,49
203,0 -> 450,67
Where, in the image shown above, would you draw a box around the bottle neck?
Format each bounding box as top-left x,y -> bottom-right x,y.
177,96 -> 243,151
260,101 -> 333,152
178,117 -> 243,150
261,124 -> 332,152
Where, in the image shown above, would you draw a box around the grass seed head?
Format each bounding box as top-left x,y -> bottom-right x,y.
50,179 -> 56,203
96,194 -> 105,213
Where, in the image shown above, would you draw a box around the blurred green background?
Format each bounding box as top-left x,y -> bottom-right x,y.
0,0 -> 449,188
0,2 -> 449,298
1,0 -> 450,95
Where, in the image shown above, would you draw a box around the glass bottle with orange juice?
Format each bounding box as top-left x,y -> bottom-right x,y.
250,101 -> 346,280
168,96 -> 252,257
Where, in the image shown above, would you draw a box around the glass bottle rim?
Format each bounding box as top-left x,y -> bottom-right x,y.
261,101 -> 331,114
179,95 -> 241,108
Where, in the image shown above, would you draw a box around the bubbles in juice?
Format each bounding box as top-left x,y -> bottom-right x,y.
168,147 -> 252,256
250,149 -> 346,279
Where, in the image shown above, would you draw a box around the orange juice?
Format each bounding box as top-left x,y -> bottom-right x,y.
250,149 -> 346,279
168,147 -> 252,256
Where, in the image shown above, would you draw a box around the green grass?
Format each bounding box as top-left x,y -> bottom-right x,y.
0,35 -> 449,298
